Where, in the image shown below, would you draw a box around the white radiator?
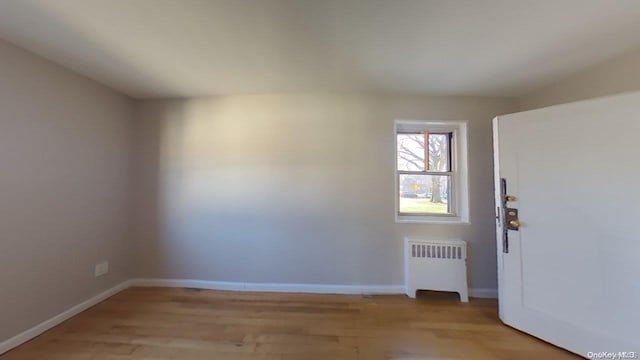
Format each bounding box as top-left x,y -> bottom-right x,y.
405,238 -> 468,302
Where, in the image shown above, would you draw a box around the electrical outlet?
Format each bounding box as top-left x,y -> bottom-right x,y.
94,261 -> 109,277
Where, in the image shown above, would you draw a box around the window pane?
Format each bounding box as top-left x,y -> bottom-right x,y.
399,174 -> 450,214
428,133 -> 450,172
397,133 -> 425,171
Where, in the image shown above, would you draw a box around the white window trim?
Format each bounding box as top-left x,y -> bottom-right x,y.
394,120 -> 470,224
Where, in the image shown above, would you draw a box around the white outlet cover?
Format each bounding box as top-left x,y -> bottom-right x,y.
94,261 -> 109,277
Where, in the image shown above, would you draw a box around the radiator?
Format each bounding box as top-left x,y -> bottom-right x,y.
405,238 -> 469,302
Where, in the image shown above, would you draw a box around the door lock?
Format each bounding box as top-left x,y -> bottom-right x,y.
506,208 -> 520,231
500,178 -> 521,254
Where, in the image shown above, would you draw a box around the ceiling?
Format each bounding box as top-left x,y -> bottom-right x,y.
1,0 -> 640,99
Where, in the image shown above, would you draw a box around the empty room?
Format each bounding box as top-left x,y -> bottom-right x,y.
1,0 -> 639,359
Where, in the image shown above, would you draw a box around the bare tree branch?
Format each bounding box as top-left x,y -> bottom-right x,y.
398,154 -> 423,170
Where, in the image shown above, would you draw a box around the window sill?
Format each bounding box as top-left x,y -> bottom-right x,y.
395,215 -> 470,225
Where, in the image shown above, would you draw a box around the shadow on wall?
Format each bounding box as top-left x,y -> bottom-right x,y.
135,96 -> 399,285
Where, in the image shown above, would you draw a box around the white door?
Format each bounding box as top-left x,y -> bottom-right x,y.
493,92 -> 640,357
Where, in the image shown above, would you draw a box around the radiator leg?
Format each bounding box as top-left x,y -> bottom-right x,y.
458,289 -> 469,303
406,287 -> 417,299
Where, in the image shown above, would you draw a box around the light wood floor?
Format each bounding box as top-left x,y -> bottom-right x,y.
2,287 -> 579,359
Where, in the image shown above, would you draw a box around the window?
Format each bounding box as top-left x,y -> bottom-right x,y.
395,120 -> 469,223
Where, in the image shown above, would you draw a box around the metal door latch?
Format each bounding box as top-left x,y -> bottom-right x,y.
505,208 -> 520,231
500,178 -> 521,253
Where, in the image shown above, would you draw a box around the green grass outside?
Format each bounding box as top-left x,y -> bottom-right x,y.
399,198 -> 449,214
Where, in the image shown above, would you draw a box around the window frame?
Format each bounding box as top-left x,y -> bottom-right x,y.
394,120 -> 470,224
397,131 -> 455,216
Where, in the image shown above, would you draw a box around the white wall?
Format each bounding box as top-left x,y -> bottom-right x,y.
520,47 -> 640,110
133,94 -> 517,291
0,39 -> 134,342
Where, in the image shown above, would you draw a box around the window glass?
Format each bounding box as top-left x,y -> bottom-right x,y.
428,133 -> 450,172
397,133 -> 425,171
398,174 -> 450,214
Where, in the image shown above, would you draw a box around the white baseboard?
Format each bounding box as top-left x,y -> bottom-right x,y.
0,278 -> 497,356
130,278 -> 497,298
0,280 -> 132,356
468,288 -> 498,299
129,278 -> 405,295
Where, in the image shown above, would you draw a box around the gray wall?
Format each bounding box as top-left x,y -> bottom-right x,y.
520,47 -> 640,110
133,94 -> 517,290
0,39 -> 134,342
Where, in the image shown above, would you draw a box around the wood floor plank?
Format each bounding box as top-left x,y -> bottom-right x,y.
1,287 -> 580,359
